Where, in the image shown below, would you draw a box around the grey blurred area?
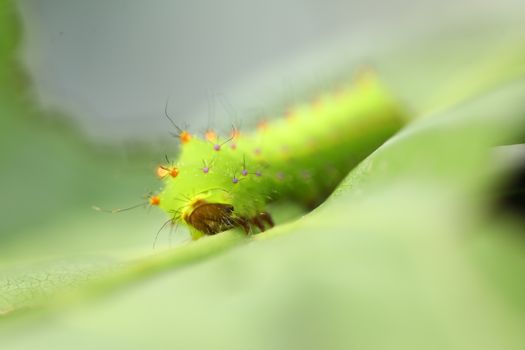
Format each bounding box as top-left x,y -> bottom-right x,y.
16,0 -> 525,141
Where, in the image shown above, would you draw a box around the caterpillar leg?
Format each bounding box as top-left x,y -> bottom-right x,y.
259,212 -> 274,228
235,217 -> 251,234
234,212 -> 274,234
250,216 -> 266,232
246,212 -> 275,233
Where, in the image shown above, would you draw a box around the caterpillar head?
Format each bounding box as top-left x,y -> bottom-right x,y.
183,200 -> 236,235
155,136 -> 268,239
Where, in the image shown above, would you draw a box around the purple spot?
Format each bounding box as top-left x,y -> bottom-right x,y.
241,169 -> 248,176
255,170 -> 262,177
254,148 -> 261,156
213,144 -> 221,151
276,171 -> 285,181
232,177 -> 239,184
202,167 -> 209,174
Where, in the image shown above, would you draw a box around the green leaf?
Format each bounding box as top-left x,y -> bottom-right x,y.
1,1 -> 525,349
2,78 -> 525,349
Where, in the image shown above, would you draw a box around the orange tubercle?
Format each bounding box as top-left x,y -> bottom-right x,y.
149,195 -> 161,206
230,128 -> 241,140
156,166 -> 169,178
169,167 -> 179,178
257,119 -> 268,132
156,166 -> 179,179
204,129 -> 217,142
180,131 -> 192,144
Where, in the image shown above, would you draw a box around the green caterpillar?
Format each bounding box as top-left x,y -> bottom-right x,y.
152,71 -> 406,240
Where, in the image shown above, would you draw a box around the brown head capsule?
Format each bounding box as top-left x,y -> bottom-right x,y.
184,200 -> 236,235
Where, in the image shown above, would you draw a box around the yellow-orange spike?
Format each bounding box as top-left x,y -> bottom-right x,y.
169,167 -> 179,178
156,166 -> 170,179
204,129 -> 217,142
257,119 -> 268,132
230,128 -> 241,140
180,131 -> 192,144
149,195 -> 161,206
156,165 -> 179,179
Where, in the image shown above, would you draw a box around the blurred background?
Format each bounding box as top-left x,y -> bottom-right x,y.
1,0 -> 525,348
4,0 -> 522,262
16,0 -> 525,140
